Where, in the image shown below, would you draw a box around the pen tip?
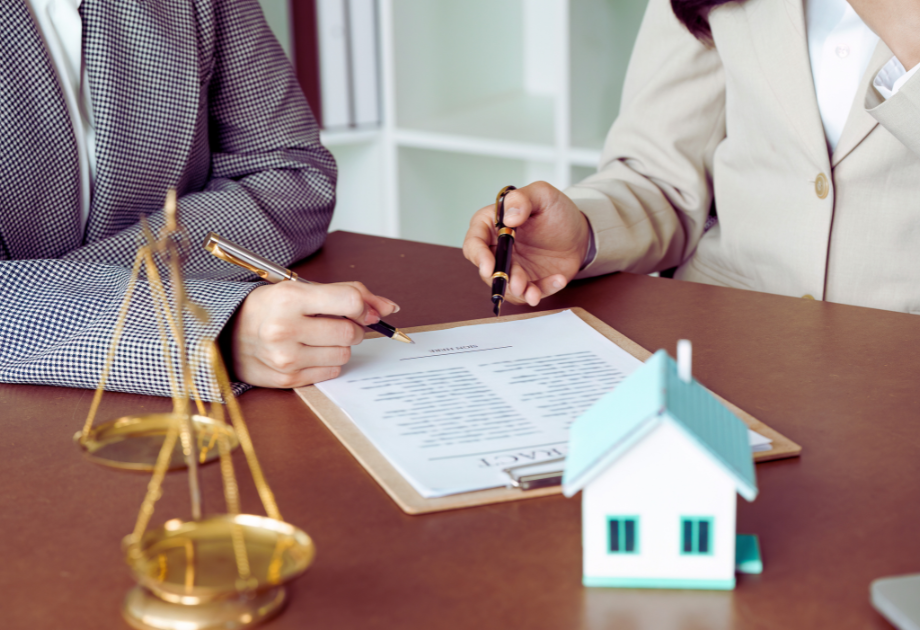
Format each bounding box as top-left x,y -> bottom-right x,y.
493,301 -> 502,317
393,330 -> 414,344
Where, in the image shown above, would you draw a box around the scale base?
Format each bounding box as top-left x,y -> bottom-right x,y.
122,585 -> 286,630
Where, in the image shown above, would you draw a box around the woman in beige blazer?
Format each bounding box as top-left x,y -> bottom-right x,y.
463,0 -> 920,313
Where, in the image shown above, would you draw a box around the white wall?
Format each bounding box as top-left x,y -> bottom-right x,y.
258,0 -> 294,59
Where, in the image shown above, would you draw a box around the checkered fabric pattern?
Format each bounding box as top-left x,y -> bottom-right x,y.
0,0 -> 336,400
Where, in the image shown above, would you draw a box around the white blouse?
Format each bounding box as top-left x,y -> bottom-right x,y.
25,0 -> 95,232
806,0 -> 918,152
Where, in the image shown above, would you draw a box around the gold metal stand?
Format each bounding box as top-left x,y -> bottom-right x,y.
79,191 -> 314,629
75,191 -> 238,471
75,414 -> 238,471
121,514 -> 314,630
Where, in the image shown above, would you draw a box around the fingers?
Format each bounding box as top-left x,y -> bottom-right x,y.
463,205 -> 497,284
294,315 -> 365,347
285,282 -> 374,322
271,280 -> 399,326
261,342 -> 353,374
505,261 -> 569,308
237,363 -> 344,389
232,317 -> 360,389
340,281 -> 400,319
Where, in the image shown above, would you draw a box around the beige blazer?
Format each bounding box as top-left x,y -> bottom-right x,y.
569,0 -> 920,313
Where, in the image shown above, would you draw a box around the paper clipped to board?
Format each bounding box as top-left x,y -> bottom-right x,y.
315,310 -> 771,499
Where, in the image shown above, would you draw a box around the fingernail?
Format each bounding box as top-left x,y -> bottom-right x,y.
553,278 -> 564,290
383,299 -> 400,313
365,307 -> 381,325
505,206 -> 522,218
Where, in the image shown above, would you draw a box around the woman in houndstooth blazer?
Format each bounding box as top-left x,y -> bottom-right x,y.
0,0 -> 395,399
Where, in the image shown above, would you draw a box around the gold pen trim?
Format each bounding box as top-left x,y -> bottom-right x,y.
493,185 -> 518,227
391,330 -> 414,344
498,227 -> 515,238
491,272 -> 509,282
210,243 -> 269,280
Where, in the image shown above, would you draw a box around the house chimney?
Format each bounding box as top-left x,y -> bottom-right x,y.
677,339 -> 692,383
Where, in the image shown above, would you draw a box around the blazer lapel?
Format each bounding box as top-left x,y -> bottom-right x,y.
0,0 -> 82,260
830,40 -> 892,167
743,0 -> 830,169
80,0 -> 199,242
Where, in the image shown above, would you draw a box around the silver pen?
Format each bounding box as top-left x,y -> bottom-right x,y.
204,232 -> 413,344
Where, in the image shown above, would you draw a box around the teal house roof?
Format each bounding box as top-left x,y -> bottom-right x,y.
562,350 -> 758,501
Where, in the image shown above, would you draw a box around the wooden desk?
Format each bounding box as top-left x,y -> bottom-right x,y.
2,231 -> 919,630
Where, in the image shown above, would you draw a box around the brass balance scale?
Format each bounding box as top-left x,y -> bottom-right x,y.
74,191 -> 315,630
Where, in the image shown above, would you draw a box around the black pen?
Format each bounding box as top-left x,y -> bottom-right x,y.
491,185 -> 517,316
204,233 -> 414,344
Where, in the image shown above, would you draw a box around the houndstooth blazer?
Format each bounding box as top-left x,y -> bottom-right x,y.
0,0 -> 336,400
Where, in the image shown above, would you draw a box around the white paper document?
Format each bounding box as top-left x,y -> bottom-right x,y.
316,311 -> 769,499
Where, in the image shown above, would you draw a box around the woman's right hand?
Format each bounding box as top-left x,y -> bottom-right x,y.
229,280 -> 399,388
462,181 -> 592,308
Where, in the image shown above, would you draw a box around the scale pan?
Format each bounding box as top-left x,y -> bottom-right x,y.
126,514 -> 316,605
74,413 -> 238,471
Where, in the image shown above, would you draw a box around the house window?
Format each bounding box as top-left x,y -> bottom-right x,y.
607,516 -> 639,554
681,517 -> 714,555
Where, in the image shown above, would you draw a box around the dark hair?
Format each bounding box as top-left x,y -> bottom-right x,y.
671,0 -> 737,42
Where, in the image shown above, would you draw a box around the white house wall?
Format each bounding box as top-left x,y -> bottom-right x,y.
582,418 -> 737,585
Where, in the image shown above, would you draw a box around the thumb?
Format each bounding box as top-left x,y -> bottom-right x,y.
498,187 -> 535,228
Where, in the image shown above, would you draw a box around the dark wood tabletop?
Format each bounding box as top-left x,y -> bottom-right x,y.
2,230 -> 919,630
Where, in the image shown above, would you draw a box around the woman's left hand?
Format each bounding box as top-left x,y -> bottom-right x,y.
848,0 -> 920,69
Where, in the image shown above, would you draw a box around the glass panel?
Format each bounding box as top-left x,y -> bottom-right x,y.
682,519 -> 694,553
698,520 -> 710,553
609,519 -> 620,552
624,519 -> 635,552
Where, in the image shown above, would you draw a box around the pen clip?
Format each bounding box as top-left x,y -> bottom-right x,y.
494,185 -> 517,228
204,234 -> 271,280
212,244 -> 270,280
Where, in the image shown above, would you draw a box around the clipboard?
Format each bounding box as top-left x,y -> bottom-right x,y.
295,308 -> 802,515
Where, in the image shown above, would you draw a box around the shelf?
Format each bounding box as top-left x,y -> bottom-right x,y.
394,128 -> 556,163
392,0 -> 560,149
398,148 -> 552,248
398,91 -> 555,149
320,128 -> 382,147
270,0 -> 649,247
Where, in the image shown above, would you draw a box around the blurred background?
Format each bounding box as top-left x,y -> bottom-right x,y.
257,0 -> 649,248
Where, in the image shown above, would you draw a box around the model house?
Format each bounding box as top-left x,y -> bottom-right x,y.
562,343 -> 760,590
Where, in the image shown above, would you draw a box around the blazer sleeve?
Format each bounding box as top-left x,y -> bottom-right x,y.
1,1 -> 332,400
0,259 -> 255,401
867,70 -> 920,157
568,0 -> 726,279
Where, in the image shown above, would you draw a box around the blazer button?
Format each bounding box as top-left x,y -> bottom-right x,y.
802,294 -> 815,300
815,173 -> 829,199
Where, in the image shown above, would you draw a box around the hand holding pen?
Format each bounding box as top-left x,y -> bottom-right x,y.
463,182 -> 591,311
205,233 -> 412,389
